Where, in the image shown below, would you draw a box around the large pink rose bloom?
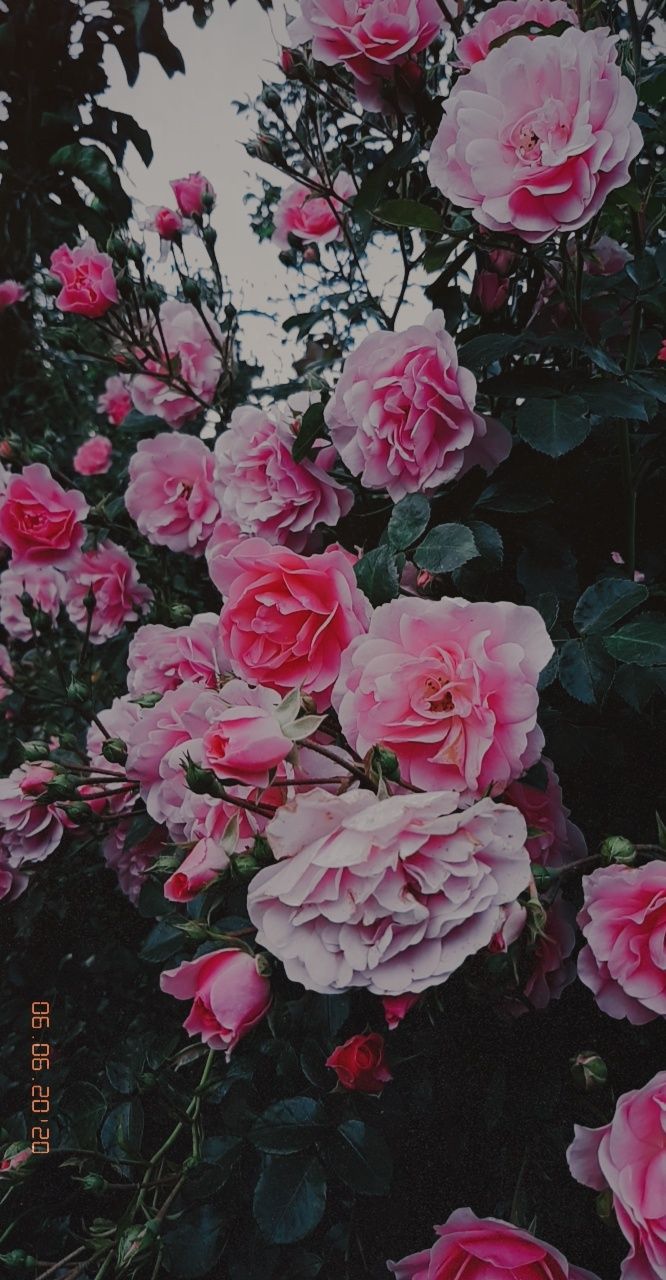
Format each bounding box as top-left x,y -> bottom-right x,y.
273,173 -> 354,249
125,433 -> 219,555
217,539 -> 371,710
160,948 -> 271,1057
49,239 -> 119,317
248,787 -> 530,995
97,374 -> 132,427
213,402 -> 352,549
127,614 -> 229,697
457,0 -> 577,68
290,0 -> 444,109
333,597 -> 553,796
0,762 -> 64,866
324,311 -> 510,500
567,1071 -> 666,1280
0,564 -> 63,640
0,463 -> 88,567
504,757 -> 586,868
130,301 -> 223,429
63,540 -> 152,644
576,861 -> 666,1025
428,26 -> 642,243
102,821 -> 165,905
388,1208 -> 599,1280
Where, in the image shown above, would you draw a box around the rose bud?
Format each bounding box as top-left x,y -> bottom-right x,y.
153,207 -> 184,241
326,1032 -> 392,1094
163,837 -> 230,903
488,248 -> 518,276
471,270 -> 511,315
570,1051 -> 608,1092
381,994 -> 420,1030
160,948 -> 272,1058
599,834 -> 636,865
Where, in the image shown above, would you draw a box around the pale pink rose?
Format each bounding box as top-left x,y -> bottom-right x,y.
202,706 -> 292,788
0,280 -> 27,310
273,173 -> 354,249
0,1147 -> 32,1174
213,402 -> 352,549
127,614 -> 229,697
217,539 -> 371,710
164,836 -> 230,903
97,374 -> 133,427
125,432 -> 219,555
587,234 -> 632,277
388,1208 -> 600,1280
205,517 -> 246,593
577,861 -> 666,1025
170,172 -> 216,217
324,311 -> 511,500
63,539 -> 152,644
382,993 -> 420,1029
0,762 -> 64,866
489,900 -> 527,953
130,301 -> 223,429
0,643 -> 12,702
333,597 -> 553,796
102,820 -> 165,905
428,26 -> 642,243
522,896 -> 576,1010
290,0 -> 445,110
567,1071 -> 666,1280
504,757 -> 586,868
73,434 -> 112,476
248,788 -> 530,995
0,850 -> 28,902
160,947 -> 271,1057
152,207 -> 184,240
0,463 -> 88,567
49,239 -> 119,317
457,0 -> 577,68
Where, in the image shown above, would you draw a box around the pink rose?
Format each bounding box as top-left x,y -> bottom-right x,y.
152,207 -> 184,240
457,0 -> 578,68
0,762 -> 64,866
49,239 -> 119,317
130,301 -> 222,429
471,270 -> 511,315
0,1147 -> 32,1174
324,311 -> 511,500
326,1033 -> 392,1093
164,836 -> 230,903
290,0 -> 444,110
217,539 -> 371,710
333,597 -> 553,796
170,172 -> 216,217
388,1208 -> 599,1280
382,993 -> 420,1029
160,947 -> 271,1057
504,757 -> 586,868
97,374 -> 133,427
658,339 -> 666,364
577,861 -> 666,1025
273,173 -> 354,249
63,539 -> 152,643
125,432 -> 219,555
522,896 -> 576,1010
0,280 -> 27,310
127,614 -> 229,697
0,850 -> 28,903
428,27 -> 642,243
567,1071 -> 666,1280
87,695 -> 143,816
205,517 -> 245,592
73,434 -> 112,476
202,706 -> 292,788
213,401 -> 352,549
489,900 -> 528,953
102,821 -> 165,905
0,464 -> 88,567
248,788 -> 530,995
0,643 -> 12,702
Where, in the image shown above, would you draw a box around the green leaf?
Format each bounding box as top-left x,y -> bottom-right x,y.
603,616 -> 666,666
292,401 -> 326,463
467,520 -> 503,569
59,1082 -> 106,1148
656,812 -> 666,850
422,239 -> 457,273
515,397 -> 589,457
49,142 -> 132,222
559,638 -> 614,705
386,494 -> 430,549
250,1098 -> 327,1155
254,1154 -> 327,1245
459,333 -> 522,371
579,382 -> 650,421
573,578 -> 648,636
325,1120 -> 392,1196
375,198 -> 442,234
101,1099 -> 144,1166
163,1204 -> 228,1278
354,545 -> 402,605
414,524 -> 477,574
477,480 -> 551,513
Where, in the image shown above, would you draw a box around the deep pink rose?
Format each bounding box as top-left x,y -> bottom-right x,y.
63,539 -> 152,644
326,1033 -> 392,1093
73,434 -> 112,476
213,400 -> 352,549
471,270 -> 511,315
49,239 -> 119,317
0,464 -> 88,567
248,788 -> 530,995
273,173 -> 354,249
153,207 -> 184,239
164,836 -> 230,903
658,339 -> 666,364
130,301 -> 223,429
0,280 -> 27,310
160,947 -> 271,1057
457,0 -> 577,67
102,821 -> 165,905
504,758 -> 586,868
125,432 -> 219,555
170,172 -> 216,217
333,597 -> 553,796
428,27 -> 642,243
325,311 -> 511,500
97,374 -> 133,427
382,993 -> 420,1029
388,1208 -> 599,1280
217,539 -> 371,710
0,762 -> 64,866
127,614 -> 230,697
567,1071 -> 666,1280
202,705 -> 291,788
577,861 -> 666,1025
205,517 -> 246,592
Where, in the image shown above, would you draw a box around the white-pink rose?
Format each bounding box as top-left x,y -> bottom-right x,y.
73,434 -> 112,476
577,861 -> 666,1025
457,0 -> 577,68
127,614 -> 229,697
63,539 -> 152,644
273,173 -> 354,249
163,836 -> 230,903
130,301 -> 222,429
125,432 -> 219,555
160,947 -> 271,1057
97,374 -> 132,427
0,564 -> 63,640
0,762 -> 64,866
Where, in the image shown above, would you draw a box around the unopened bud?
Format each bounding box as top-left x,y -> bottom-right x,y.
202,226 -> 217,249
0,1252 -> 36,1271
107,234 -> 128,263
526,897 -> 548,940
261,84 -> 283,113
134,692 -> 163,709
45,775 -> 73,802
280,48 -> 295,76
169,603 -> 192,625
126,240 -> 144,264
79,1172 -> 108,1193
182,277 -> 200,304
595,1189 -> 613,1222
67,679 -> 89,704
570,1051 -> 608,1092
370,746 -> 400,781
416,569 -> 433,591
201,190 -> 216,215
65,800 -> 94,823
530,863 -> 555,893
232,851 -> 260,881
302,245 -> 319,264
183,758 -> 220,797
101,737 -> 127,765
599,835 -> 636,866
20,740 -> 51,762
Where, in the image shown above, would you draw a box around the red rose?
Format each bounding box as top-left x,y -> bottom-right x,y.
326,1033 -> 392,1094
